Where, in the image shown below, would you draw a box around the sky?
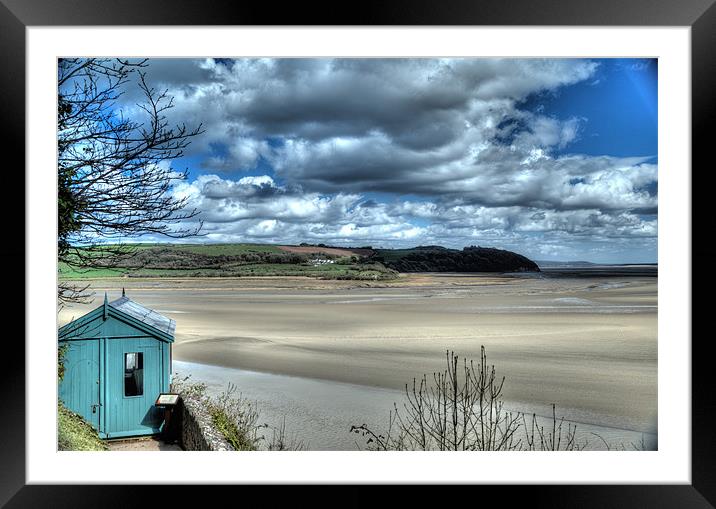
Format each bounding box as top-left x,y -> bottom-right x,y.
115,58 -> 658,263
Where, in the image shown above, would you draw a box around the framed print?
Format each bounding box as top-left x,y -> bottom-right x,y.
2,0 -> 712,506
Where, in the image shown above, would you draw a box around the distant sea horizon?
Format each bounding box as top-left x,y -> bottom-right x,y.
535,260 -> 658,267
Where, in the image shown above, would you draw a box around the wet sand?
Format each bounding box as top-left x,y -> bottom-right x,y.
59,273 -> 657,436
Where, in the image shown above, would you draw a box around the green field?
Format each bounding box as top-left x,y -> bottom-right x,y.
59,243 -> 397,281
59,265 -> 127,279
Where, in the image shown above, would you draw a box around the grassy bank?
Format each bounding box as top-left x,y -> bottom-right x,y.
59,243 -> 398,281
58,403 -> 107,451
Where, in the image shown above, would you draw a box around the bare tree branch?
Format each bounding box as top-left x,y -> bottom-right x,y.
58,58 -> 205,305
351,346 -> 587,451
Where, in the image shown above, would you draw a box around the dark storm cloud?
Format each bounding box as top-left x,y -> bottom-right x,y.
138,58 -> 596,160
234,59 -> 472,143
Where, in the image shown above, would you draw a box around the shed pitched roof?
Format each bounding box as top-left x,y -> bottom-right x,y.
109,296 -> 176,337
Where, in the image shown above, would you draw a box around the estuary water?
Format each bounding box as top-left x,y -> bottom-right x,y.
173,360 -> 657,451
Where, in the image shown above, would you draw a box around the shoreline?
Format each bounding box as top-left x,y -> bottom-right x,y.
173,359 -> 657,450
174,358 -> 657,435
59,273 -> 658,442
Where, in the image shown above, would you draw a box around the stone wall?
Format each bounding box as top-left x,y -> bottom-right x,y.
175,391 -> 233,451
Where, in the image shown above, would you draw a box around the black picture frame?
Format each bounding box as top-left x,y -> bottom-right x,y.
2,0 -> 711,506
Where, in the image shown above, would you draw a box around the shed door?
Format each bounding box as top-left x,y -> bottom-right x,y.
106,338 -> 163,436
59,340 -> 101,431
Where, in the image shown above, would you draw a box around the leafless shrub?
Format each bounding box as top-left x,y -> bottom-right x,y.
523,404 -> 585,451
265,416 -> 306,451
611,433 -> 653,451
352,347 -> 585,451
58,58 -> 204,305
352,347 -> 522,451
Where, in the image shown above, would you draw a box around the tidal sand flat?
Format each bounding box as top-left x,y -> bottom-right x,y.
58,273 -> 657,448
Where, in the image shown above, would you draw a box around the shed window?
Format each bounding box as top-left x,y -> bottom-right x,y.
124,352 -> 144,397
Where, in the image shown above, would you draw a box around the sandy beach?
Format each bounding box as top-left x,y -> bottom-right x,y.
58,272 -> 657,440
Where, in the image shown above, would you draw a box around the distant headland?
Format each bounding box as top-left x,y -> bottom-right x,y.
59,242 -> 540,280
370,245 -> 540,273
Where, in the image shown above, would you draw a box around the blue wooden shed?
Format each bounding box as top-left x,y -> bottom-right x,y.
58,290 -> 175,439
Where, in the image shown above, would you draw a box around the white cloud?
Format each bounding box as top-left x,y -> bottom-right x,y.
168,173 -> 656,260
238,175 -> 275,187
119,58 -> 658,261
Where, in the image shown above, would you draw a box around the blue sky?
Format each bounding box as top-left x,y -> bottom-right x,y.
116,58 -> 658,263
525,59 -> 657,159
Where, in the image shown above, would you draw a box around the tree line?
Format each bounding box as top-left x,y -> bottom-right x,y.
373,246 -> 540,273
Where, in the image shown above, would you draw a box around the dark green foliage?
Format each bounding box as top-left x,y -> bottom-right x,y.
113,247 -> 311,269
57,166 -> 84,260
58,344 -> 68,382
372,246 -> 540,273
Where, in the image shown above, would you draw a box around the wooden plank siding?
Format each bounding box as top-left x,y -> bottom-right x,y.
59,294 -> 175,439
